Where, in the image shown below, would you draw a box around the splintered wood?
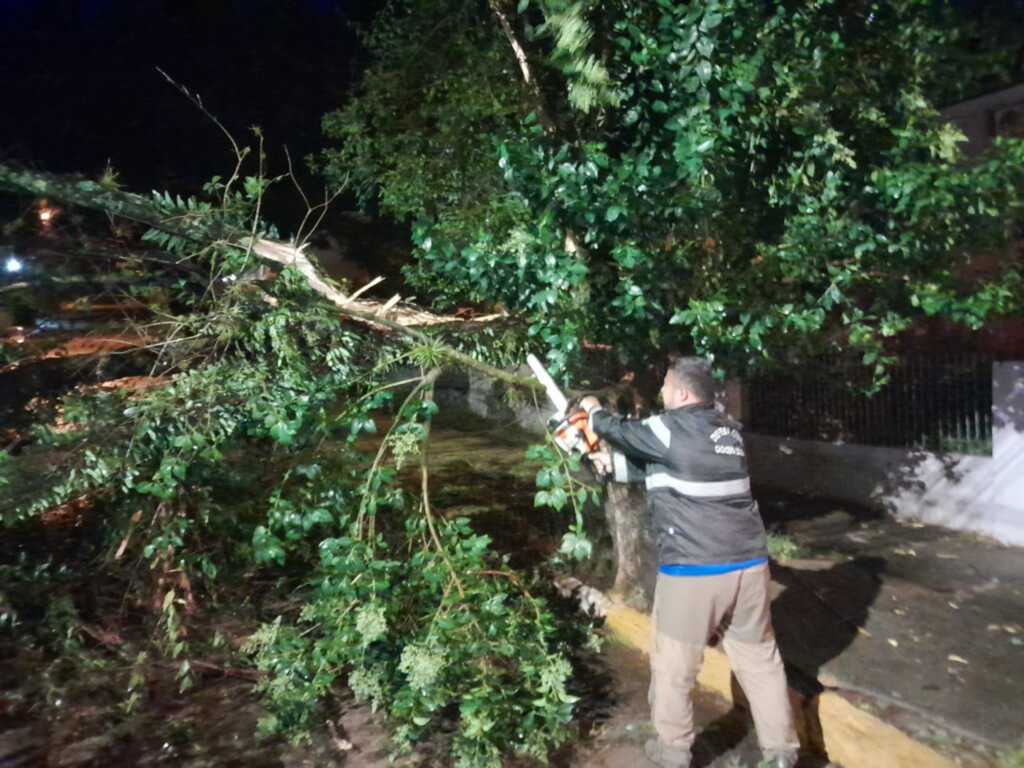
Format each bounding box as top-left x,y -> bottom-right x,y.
249,238 -> 499,328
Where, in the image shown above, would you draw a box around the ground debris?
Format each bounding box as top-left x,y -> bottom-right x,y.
0,725 -> 44,768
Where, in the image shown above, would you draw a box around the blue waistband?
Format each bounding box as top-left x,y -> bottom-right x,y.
659,557 -> 768,577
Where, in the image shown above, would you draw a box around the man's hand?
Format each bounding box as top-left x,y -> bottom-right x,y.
565,402 -> 610,478
589,446 -> 613,478
566,409 -> 599,451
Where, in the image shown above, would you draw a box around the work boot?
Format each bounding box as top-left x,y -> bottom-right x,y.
761,749 -> 799,767
644,738 -> 691,768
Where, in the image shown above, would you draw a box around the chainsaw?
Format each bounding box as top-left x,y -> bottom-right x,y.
526,353 -> 611,476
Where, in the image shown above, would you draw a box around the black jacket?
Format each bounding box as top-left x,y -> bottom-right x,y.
591,404 -> 768,566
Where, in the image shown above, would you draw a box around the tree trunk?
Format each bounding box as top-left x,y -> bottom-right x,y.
603,480 -> 655,609
488,1 -> 557,134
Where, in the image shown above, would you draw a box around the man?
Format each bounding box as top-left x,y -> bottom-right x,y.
577,357 -> 799,768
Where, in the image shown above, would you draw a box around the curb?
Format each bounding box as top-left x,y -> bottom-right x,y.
555,578 -> 957,768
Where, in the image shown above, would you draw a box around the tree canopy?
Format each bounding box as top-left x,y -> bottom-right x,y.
323,0 -> 1023,379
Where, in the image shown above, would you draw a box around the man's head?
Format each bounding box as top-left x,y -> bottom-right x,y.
661,356 -> 715,410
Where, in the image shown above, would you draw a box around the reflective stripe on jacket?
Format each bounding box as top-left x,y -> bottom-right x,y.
590,404 -> 768,566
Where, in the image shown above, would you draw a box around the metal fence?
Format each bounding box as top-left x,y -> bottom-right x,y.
747,353 -> 993,455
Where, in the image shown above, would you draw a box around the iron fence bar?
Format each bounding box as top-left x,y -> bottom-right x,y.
746,352 -> 993,455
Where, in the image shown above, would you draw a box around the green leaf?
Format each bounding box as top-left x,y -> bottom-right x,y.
171,434 -> 193,450
269,421 -> 295,446
559,531 -> 593,561
548,487 -> 568,511
700,12 -> 723,31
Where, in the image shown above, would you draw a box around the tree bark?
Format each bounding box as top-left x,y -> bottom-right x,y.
489,1 -> 557,134
603,481 -> 655,608
487,2 -> 595,304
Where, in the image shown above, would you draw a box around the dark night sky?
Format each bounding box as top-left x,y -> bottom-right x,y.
0,0 -> 377,200
0,0 -> 1021,204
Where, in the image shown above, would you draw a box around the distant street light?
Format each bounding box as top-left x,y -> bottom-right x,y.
37,199 -> 59,228
3,256 -> 23,274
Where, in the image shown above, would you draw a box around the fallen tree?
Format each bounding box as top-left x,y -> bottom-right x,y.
0,158 -> 597,767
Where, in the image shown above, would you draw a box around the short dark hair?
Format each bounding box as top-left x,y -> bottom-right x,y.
667,356 -> 714,403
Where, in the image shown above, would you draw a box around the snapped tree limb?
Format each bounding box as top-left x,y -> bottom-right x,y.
0,162 -> 544,393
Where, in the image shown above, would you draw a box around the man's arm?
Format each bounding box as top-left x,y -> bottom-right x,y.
607,448 -> 647,484
578,396 -> 671,465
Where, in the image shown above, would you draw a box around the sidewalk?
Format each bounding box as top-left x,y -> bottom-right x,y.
758,491 -> 1024,764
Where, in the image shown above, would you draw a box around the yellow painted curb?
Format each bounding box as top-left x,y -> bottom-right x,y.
604,603 -> 957,768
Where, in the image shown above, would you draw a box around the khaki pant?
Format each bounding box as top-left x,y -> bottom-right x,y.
650,564 -> 799,754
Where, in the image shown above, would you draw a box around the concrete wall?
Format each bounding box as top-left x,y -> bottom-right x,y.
745,362 -> 1024,546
